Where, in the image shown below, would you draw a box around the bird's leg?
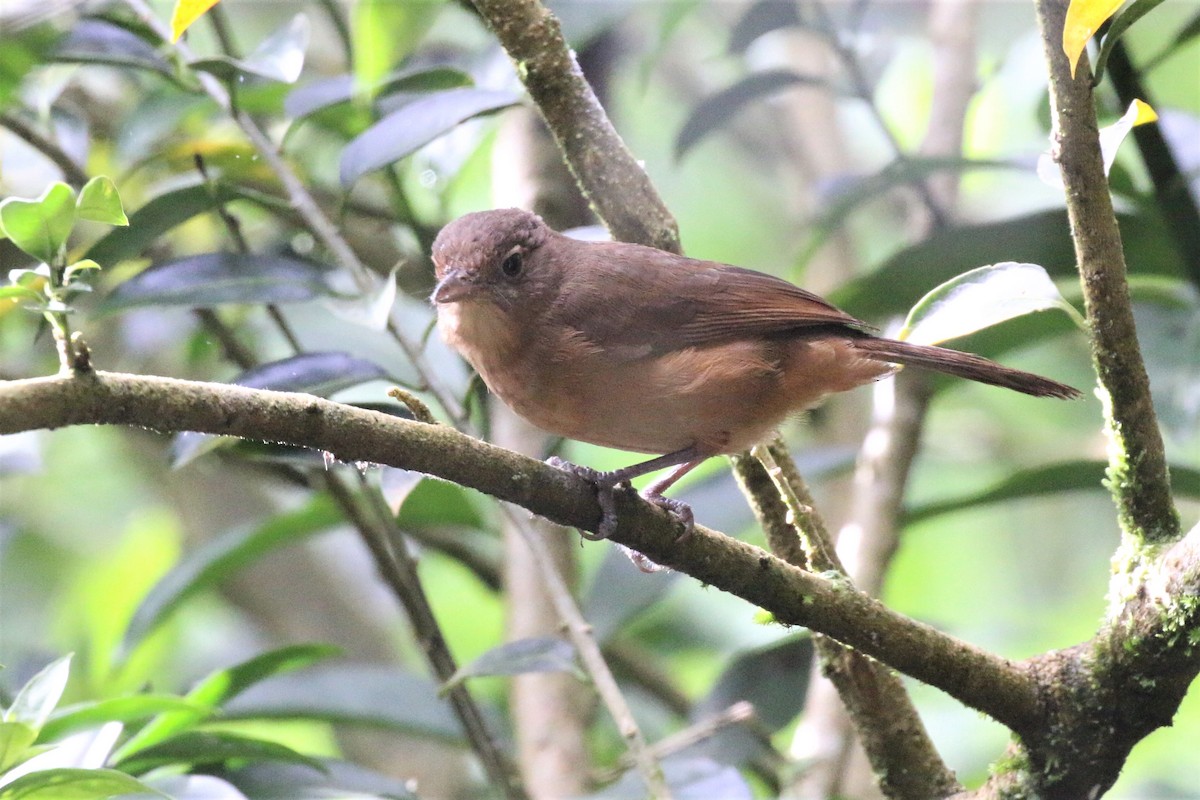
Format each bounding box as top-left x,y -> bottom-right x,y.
547,446 -> 705,541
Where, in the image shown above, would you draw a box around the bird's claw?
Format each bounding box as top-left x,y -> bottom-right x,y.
546,456 -> 695,542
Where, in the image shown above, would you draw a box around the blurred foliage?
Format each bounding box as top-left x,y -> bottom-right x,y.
1,0 -> 1198,798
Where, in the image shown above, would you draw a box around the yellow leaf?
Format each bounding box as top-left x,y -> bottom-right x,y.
171,0 -> 222,42
1063,0 -> 1125,78
1131,98 -> 1158,126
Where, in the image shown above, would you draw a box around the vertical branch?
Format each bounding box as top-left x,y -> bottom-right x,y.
1035,0 -> 1179,546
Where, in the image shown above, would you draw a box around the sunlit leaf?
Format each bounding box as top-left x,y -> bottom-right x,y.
0,723 -> 38,774
0,767 -> 162,800
1092,0 -> 1168,84
40,697 -> 201,745
351,0 -> 442,95
0,286 -> 44,304
0,183 -> 76,264
4,655 -> 72,733
900,262 -> 1085,346
1063,0 -> 1124,78
171,0 -> 222,42
444,638 -> 579,691
339,88 -> 521,186
190,14 -> 310,84
75,177 -> 127,227
99,252 -> 334,313
1038,99 -> 1157,188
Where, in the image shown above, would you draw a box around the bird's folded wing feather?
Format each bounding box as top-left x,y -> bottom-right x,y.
552,244 -> 872,356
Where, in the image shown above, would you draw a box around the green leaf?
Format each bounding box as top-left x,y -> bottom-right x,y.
0,26 -> 60,112
0,723 -> 39,773
116,644 -> 342,761
0,767 -> 164,800
53,19 -> 172,76
99,252 -> 334,313
0,286 -> 45,304
444,638 -> 579,691
191,14 -> 311,84
0,183 -> 77,264
284,66 -> 473,121
339,88 -> 521,186
4,655 -> 72,733
74,177 -> 127,227
1092,0 -> 1169,85
84,182 -> 286,267
39,696 -> 202,745
351,0 -> 442,95
123,497 -> 343,652
223,664 -> 466,743
116,731 -> 326,775
899,262 -> 1086,345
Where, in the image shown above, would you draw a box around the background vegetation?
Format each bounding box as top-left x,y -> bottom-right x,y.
1,0 -> 1198,797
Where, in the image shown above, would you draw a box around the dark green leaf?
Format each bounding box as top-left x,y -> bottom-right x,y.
0,183 -> 76,264
84,182 -> 279,267
122,497 -> 343,653
583,546 -> 681,644
339,88 -> 521,186
1093,0 -> 1169,85
223,664 -> 466,743
116,731 -> 325,775
99,252 -> 333,313
395,478 -> 486,529
75,177 -> 127,226
905,461 -> 1200,524
40,696 -> 202,744
52,19 -> 171,75
233,352 -> 391,394
226,758 -> 419,800
0,25 -> 60,112
675,70 -> 822,159
444,637 -> 578,690
0,767 -> 163,800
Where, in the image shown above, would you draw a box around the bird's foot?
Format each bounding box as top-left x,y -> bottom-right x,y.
546,457 -> 695,542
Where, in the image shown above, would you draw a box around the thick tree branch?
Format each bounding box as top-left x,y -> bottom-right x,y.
1036,0 -> 1178,546
0,370 -> 1040,735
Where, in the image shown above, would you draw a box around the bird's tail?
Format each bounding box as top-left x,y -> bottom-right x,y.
851,337 -> 1081,399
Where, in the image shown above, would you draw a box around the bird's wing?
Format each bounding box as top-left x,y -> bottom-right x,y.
552,243 -> 872,357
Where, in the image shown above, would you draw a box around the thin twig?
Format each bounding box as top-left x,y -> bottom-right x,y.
0,111 -> 90,188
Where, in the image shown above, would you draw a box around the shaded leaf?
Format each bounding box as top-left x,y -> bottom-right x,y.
583,545 -> 681,644
100,252 -> 333,313
900,262 -> 1085,345
116,731 -> 325,775
84,182 -> 283,267
675,70 -> 822,159
693,636 -> 814,731
75,177 -> 127,227
396,478 -> 486,529
586,756 -> 752,800
40,697 -> 200,745
444,638 -> 578,690
0,183 -> 76,264
729,0 -> 803,54
0,26 -> 59,112
226,758 -> 419,800
223,664 -> 466,743
53,19 -> 170,75
122,497 -> 343,652
339,88 -> 521,186
233,352 -> 390,394
141,774 -> 247,800
0,767 -> 162,800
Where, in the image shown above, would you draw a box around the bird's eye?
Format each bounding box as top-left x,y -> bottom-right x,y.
500,251 -> 523,278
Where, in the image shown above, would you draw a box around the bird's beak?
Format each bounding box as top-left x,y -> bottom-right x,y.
432,268 -> 477,304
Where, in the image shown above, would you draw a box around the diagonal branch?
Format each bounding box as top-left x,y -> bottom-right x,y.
0,370 -> 1041,736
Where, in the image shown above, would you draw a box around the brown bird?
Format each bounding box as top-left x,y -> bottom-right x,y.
431,208 -> 1079,539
